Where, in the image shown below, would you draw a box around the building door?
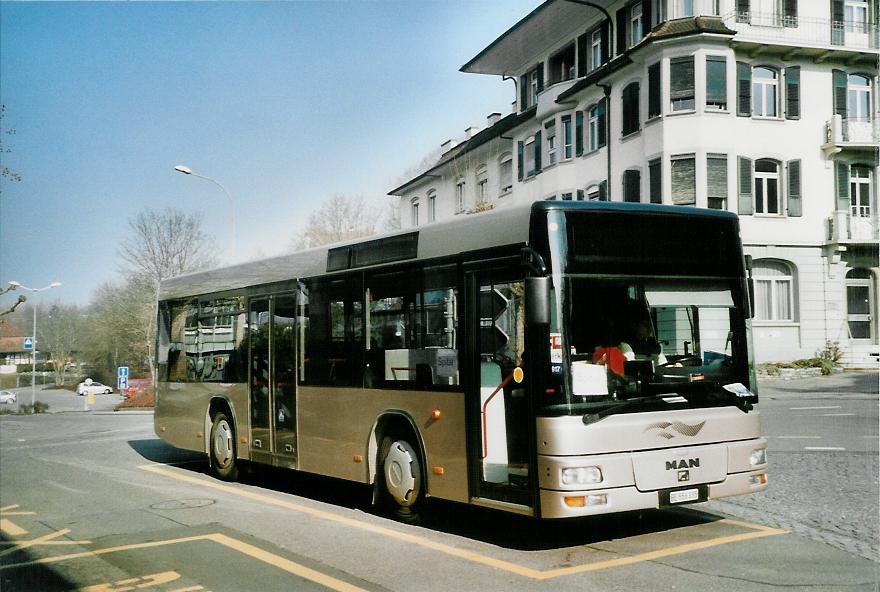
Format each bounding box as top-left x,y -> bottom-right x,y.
467,270 -> 533,509
846,268 -> 874,341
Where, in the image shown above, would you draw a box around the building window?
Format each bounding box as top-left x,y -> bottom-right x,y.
411,198 -> 420,226
674,0 -> 694,18
476,165 -> 488,205
671,154 -> 696,205
670,56 -> 696,112
851,165 -> 873,217
846,268 -> 874,340
455,179 -> 466,213
630,2 -> 644,47
524,137 -> 536,176
621,81 -> 640,136
752,67 -> 778,118
652,0 -> 666,26
649,158 -> 662,204
623,169 -> 641,202
848,74 -> 873,122
585,182 -> 606,201
427,190 -> 436,222
705,0 -> 721,15
706,56 -> 727,110
530,69 -> 540,107
753,260 -> 794,322
549,43 -> 576,85
846,0 -> 869,33
754,158 -> 781,215
545,120 -> 557,166
591,28 -> 603,71
589,100 -> 607,150
562,115 -> 573,160
499,154 -> 513,195
648,62 -> 662,118
707,154 -> 728,210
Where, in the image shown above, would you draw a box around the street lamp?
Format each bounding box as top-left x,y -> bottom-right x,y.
7,281 -> 61,407
174,165 -> 236,260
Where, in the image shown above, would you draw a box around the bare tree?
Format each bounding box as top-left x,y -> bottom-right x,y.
38,301 -> 85,385
290,194 -> 380,251
118,207 -> 217,288
1,104 -> 21,184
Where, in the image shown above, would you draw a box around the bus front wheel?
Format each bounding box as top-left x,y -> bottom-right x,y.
378,436 -> 423,523
210,411 -> 239,481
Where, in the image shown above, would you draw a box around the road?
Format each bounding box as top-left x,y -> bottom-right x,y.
0,377 -> 877,591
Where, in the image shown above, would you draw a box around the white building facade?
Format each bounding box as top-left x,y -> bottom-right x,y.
391,0 -> 879,367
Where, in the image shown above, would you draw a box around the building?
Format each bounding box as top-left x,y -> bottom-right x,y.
390,0 -> 879,366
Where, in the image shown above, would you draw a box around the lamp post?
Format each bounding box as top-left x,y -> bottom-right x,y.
174,165 -> 237,260
7,281 -> 61,407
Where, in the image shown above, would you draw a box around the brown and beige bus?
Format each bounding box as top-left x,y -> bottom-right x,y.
154,200 -> 767,521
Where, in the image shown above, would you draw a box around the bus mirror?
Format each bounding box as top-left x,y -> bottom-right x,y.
526,276 -> 550,325
744,255 -> 755,319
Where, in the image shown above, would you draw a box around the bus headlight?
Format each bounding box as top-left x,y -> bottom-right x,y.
750,448 -> 767,467
561,466 -> 603,485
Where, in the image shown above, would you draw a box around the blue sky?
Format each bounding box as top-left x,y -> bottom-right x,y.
0,0 -> 537,305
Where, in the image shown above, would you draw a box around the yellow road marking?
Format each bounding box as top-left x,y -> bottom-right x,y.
1,533 -> 369,592
0,504 -> 36,517
0,518 -> 27,537
0,528 -> 91,558
168,587 -> 204,592
137,463 -> 788,580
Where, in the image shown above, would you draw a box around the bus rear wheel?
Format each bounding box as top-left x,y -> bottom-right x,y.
378,436 -> 423,524
210,411 -> 239,481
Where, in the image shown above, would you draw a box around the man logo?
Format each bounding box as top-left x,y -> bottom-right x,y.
666,458 -> 701,470
678,470 -> 690,482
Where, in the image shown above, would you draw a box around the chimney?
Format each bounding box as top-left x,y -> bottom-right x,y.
441,139 -> 458,153
486,112 -> 502,127
464,126 -> 480,140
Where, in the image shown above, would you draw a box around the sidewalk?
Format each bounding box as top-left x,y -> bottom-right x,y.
758,369 -> 878,399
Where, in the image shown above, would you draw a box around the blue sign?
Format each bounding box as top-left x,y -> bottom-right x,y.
23,337 -> 33,351
118,376 -> 128,390
118,366 -> 129,378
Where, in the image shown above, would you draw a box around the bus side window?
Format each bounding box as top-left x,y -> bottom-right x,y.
300,276 -> 363,387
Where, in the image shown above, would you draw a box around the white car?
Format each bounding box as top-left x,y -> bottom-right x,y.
0,390 -> 16,405
76,381 -> 113,396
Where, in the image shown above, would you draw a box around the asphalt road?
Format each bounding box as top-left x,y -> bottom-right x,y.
0,375 -> 877,591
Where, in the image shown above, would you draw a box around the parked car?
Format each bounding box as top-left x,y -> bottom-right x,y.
0,390 -> 16,405
76,381 -> 113,396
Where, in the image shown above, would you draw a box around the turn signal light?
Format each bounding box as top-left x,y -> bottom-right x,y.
564,496 -> 586,508
431,409 -> 442,420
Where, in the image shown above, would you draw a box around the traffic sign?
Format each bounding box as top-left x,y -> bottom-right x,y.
118,366 -> 129,378
23,337 -> 33,350
118,376 -> 129,390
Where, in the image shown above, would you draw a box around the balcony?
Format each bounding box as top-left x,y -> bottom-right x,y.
821,115 -> 880,156
722,11 -> 878,63
827,210 -> 879,244
537,78 -> 578,120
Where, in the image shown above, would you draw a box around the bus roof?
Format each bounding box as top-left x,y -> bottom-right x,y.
158,200 -> 739,301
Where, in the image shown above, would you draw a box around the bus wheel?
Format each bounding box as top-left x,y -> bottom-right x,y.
210,411 -> 239,481
378,436 -> 423,524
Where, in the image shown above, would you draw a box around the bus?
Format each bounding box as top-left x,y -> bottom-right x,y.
154,200 -> 767,521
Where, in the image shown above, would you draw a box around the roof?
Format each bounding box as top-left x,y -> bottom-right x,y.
388,109 -> 534,196
0,337 -> 29,353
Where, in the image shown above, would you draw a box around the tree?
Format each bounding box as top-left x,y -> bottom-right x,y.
118,207 -> 217,288
1,104 -> 21,184
37,302 -> 85,385
290,194 -> 380,251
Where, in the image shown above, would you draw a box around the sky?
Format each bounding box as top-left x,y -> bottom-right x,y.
0,0 -> 538,306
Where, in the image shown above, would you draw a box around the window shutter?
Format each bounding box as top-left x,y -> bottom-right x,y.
738,156 -> 754,215
737,62 -> 752,117
648,62 -> 661,118
835,160 -> 850,211
534,130 -> 542,173
832,69 -> 848,118
623,169 -> 641,202
622,83 -> 640,136
649,158 -> 662,204
642,0 -> 652,32
831,0 -> 845,45
577,189 -> 585,201
783,0 -> 798,26
575,111 -> 584,156
600,21 -> 610,64
786,159 -> 802,217
599,180 -> 608,201
616,8 -> 627,55
536,63 -> 544,93
517,141 -> 524,181
597,98 -> 607,148
520,75 -> 528,110
785,66 -> 800,119
707,155 -> 728,200
706,56 -> 727,106
670,56 -> 695,101
671,157 -> 696,205
577,33 -> 588,78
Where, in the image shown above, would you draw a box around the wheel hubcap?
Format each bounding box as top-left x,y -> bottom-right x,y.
384,440 -> 420,507
213,420 -> 233,468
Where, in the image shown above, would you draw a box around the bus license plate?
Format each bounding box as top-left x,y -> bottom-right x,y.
669,488 -> 700,504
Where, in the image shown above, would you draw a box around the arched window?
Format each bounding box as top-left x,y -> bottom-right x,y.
848,73 -> 872,122
498,153 -> 513,195
411,198 -> 420,226
752,67 -> 778,117
427,189 -> 437,223
476,165 -> 489,205
455,178 -> 466,213
754,158 -> 781,215
846,268 -> 874,340
753,259 -> 795,321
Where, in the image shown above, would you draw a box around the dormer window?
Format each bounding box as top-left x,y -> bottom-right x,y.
549,43 -> 575,85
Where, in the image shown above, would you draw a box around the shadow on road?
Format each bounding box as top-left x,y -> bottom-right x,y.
127,438 -> 723,551
0,533 -> 78,592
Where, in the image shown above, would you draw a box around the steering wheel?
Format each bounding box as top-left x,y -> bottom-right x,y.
657,356 -> 703,368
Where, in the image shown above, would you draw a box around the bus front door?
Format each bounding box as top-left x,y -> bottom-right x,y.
468,273 -> 533,510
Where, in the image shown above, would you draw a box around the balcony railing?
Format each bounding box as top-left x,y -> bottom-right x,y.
822,115 -> 880,155
722,10 -> 879,50
828,210 -> 879,244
